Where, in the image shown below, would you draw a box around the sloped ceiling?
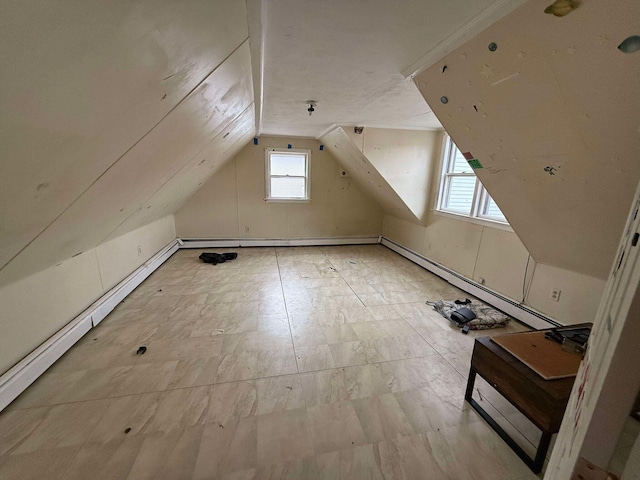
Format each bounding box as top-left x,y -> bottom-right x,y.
321,127 -> 421,224
414,0 -> 640,279
0,0 -> 254,286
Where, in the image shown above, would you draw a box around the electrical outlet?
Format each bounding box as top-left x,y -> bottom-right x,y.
137,245 -> 143,256
550,288 -> 561,302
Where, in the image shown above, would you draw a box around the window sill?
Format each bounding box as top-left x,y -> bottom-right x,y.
264,198 -> 310,203
433,209 -> 513,232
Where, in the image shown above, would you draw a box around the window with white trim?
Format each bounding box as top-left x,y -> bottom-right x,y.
437,135 -> 508,224
265,148 -> 310,201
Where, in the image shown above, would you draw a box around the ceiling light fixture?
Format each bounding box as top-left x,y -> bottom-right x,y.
306,100 -> 317,116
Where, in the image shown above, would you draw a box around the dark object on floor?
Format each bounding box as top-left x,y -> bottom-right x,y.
124,427 -> 131,434
136,346 -> 147,355
462,325 -> 470,334
199,252 -> 238,265
427,299 -> 511,331
450,307 -> 477,325
454,298 -> 472,305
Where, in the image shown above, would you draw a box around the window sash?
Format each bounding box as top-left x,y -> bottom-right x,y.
437,136 -> 508,225
265,148 -> 310,200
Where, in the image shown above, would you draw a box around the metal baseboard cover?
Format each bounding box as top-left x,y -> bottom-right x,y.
0,239 -> 180,412
179,236 -> 381,248
380,236 -> 559,330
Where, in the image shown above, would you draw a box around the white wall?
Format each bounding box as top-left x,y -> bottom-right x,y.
175,137 -> 383,238
0,216 -> 175,375
349,127 -> 437,223
383,212 -> 605,324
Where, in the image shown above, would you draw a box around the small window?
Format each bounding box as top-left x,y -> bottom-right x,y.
437,135 -> 507,224
265,148 -> 310,201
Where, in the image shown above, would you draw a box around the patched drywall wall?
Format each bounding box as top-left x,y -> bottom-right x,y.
0,216 -> 175,375
413,0 -> 640,279
175,137 -> 383,238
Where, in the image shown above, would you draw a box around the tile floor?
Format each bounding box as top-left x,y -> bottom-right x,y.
0,245 -> 544,479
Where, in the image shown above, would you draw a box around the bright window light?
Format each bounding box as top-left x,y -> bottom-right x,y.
437,135 -> 508,224
265,149 -> 310,201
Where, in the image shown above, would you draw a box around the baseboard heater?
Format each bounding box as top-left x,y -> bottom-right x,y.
0,239 -> 180,412
380,237 -> 560,330
179,236 -> 381,248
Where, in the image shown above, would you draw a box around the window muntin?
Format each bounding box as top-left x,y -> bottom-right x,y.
438,136 -> 507,224
265,149 -> 310,201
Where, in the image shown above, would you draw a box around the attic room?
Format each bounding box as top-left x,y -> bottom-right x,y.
1,0 -> 639,478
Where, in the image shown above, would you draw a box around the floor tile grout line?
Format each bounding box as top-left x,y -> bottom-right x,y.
9,352 -> 449,412
55,393 -> 115,480
274,247 -> 301,375
324,255 -> 368,309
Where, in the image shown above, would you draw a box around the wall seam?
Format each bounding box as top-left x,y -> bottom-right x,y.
471,226 -> 485,281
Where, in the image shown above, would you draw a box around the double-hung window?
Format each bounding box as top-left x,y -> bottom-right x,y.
265,148 -> 310,201
437,135 -> 508,224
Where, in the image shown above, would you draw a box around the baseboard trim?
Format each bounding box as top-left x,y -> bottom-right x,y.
178,236 -> 381,248
380,237 -> 559,330
0,239 -> 180,412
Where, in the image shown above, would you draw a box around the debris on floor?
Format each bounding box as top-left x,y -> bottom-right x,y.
199,252 -> 238,265
136,346 -> 147,355
426,299 -> 511,331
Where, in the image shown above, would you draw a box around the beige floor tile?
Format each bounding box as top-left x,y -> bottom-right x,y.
0,406 -> 50,454
307,401 -> 368,454
255,375 -> 305,415
13,399 -> 111,454
351,393 -> 415,443
316,444 -> 384,480
5,370 -> 87,409
371,334 -> 437,362
165,356 -> 221,389
216,352 -> 258,383
207,381 -> 257,424
257,353 -> 297,381
300,364 -> 392,407
109,361 -> 178,396
328,341 -> 372,368
147,386 -> 210,435
296,345 -> 336,372
254,455 -> 319,480
256,408 -> 314,466
373,432 -> 450,479
89,393 -> 164,443
62,435 -> 145,480
125,426 -> 204,480
193,416 -> 258,479
0,446 -> 80,480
